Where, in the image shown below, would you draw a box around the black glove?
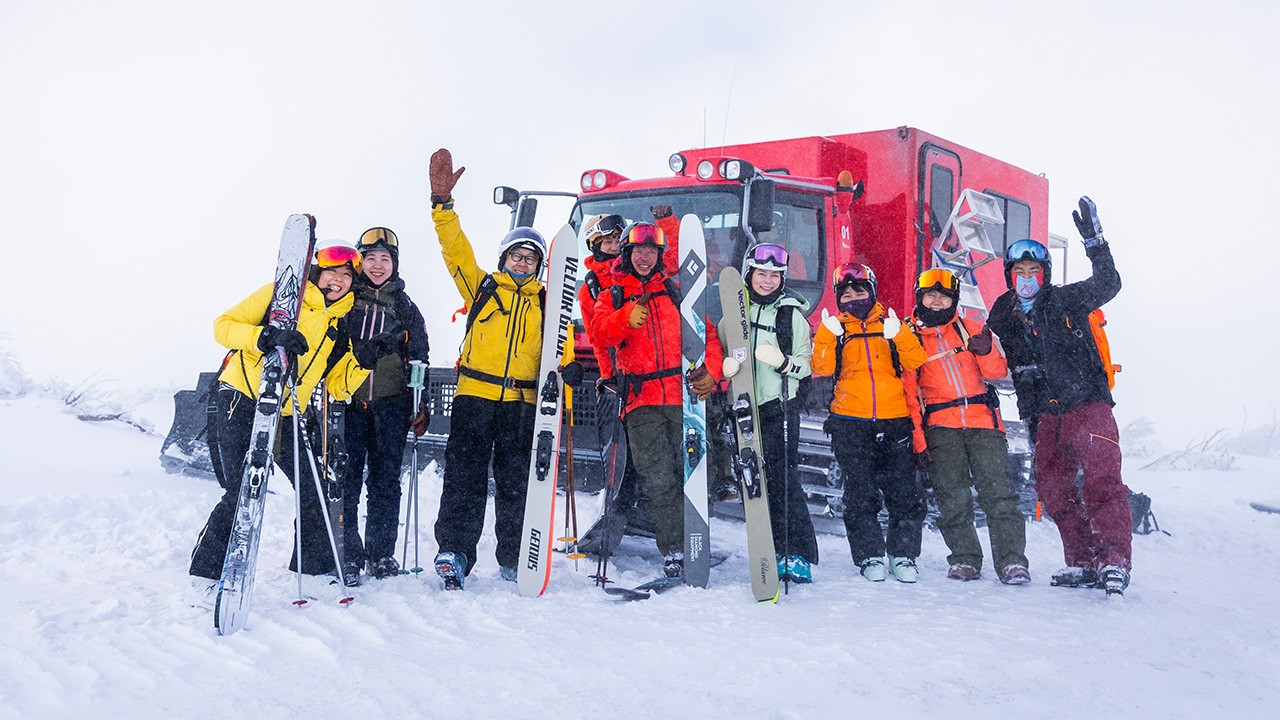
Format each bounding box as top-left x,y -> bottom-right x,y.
258,325 -> 309,355
966,326 -> 994,356
561,361 -> 585,388
351,329 -> 400,368
410,399 -> 430,437
1072,196 -> 1105,248
914,449 -> 932,474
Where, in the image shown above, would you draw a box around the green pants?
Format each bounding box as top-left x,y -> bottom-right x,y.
925,426 -> 1028,571
625,405 -> 685,556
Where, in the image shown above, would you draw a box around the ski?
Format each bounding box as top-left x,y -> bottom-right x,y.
516,224 -> 580,598
605,576 -> 685,601
309,387 -> 353,586
718,266 -> 780,602
215,213 -> 317,635
678,214 -> 711,588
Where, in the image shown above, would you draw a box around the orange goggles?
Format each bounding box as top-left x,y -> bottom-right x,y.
917,268 -> 960,293
624,223 -> 666,248
316,245 -> 362,274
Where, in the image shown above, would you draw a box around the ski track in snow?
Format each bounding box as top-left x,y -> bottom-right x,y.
1,396 -> 1278,719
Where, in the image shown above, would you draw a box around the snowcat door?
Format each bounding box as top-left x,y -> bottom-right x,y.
918,144 -> 961,279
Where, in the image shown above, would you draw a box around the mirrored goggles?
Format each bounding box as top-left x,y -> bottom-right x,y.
315,245 -> 362,273
917,268 -> 960,292
1005,238 -> 1048,263
357,227 -> 399,250
746,243 -> 789,269
832,261 -> 873,287
624,223 -> 666,247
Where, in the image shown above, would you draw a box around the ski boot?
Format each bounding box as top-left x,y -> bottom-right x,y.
947,564 -> 980,581
370,556 -> 401,580
1050,566 -> 1102,589
859,557 -> 887,582
998,564 -> 1032,586
782,555 -> 812,584
434,551 -> 467,590
1099,565 -> 1130,598
888,556 -> 918,584
187,576 -> 218,609
341,562 -> 363,587
663,552 -> 684,579
499,566 -> 518,583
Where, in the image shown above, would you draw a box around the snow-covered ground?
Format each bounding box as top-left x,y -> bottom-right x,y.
1,390 -> 1278,720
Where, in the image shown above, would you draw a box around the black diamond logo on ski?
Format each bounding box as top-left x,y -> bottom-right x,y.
680,255 -> 705,286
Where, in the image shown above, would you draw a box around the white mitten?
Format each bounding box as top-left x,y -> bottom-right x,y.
882,307 -> 902,339
754,342 -> 786,369
721,356 -> 741,378
821,308 -> 844,337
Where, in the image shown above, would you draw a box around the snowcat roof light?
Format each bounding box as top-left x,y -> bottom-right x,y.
696,160 -> 715,180
578,168 -> 630,194
669,153 -> 687,175
720,159 -> 755,182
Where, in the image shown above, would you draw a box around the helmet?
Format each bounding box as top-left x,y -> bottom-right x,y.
583,214 -> 626,248
832,262 -> 877,301
743,243 -> 789,276
1003,238 -> 1050,288
498,226 -> 547,271
356,226 -> 400,273
618,221 -> 667,275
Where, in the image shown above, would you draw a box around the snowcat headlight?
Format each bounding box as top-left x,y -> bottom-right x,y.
669,153 -> 687,175
696,160 -> 714,180
581,173 -> 593,191
593,171 -> 607,189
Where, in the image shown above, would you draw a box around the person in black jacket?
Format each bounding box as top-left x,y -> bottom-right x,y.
341,227 -> 431,583
986,196 -> 1131,595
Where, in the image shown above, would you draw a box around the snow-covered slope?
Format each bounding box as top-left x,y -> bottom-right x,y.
1,393 -> 1277,719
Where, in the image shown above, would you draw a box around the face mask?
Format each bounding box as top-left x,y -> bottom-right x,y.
839,297 -> 875,319
1015,273 -> 1042,299
508,269 -> 534,281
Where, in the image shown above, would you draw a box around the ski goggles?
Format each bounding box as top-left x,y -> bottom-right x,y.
917,268 -> 960,293
1005,238 -> 1048,264
584,214 -> 627,242
745,243 -> 789,269
832,261 -> 874,287
357,227 -> 399,252
623,223 -> 666,248
315,244 -> 362,273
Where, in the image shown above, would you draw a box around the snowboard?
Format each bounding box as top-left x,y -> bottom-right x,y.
678,214 -> 711,588
215,213 -> 317,635
718,266 -> 780,603
516,224 -> 580,598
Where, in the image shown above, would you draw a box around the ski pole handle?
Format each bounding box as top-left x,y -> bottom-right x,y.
408,360 -> 427,389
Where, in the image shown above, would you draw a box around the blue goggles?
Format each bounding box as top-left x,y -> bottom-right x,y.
1005,239 -> 1049,263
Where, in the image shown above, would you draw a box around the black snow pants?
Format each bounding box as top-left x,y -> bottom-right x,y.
190,384 -> 336,579
343,393 -> 412,568
433,394 -> 535,575
759,399 -> 819,564
829,415 -> 924,564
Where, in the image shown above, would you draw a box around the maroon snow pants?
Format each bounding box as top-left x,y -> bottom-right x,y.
1034,402 -> 1132,571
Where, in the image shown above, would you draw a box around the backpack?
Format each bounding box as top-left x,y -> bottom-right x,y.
1065,308 -> 1121,390
465,273 -> 546,333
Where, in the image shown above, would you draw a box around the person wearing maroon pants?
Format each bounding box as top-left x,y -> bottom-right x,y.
986,196 -> 1131,595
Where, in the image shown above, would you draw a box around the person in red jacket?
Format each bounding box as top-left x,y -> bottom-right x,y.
902,268 -> 1029,584
591,221 -> 719,578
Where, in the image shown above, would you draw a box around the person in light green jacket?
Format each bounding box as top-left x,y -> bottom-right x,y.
715,243 -> 819,583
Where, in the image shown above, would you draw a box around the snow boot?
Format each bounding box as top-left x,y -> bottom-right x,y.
1100,565 -> 1130,597
370,556 -> 401,580
859,557 -> 887,582
889,556 -> 918,584
499,566 -> 518,582
434,551 -> 467,591
1050,566 -> 1102,588
782,555 -> 813,584
947,563 -> 980,581
187,576 -> 218,609
341,562 -> 362,587
998,563 -> 1032,586
663,552 -> 684,579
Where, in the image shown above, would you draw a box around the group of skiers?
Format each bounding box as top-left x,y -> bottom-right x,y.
188,141 -> 1132,603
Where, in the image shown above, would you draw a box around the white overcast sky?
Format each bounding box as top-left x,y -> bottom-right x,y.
2,0 -> 1277,444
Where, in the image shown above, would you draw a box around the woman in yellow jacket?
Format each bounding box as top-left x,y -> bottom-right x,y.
428,149 -> 545,589
811,263 -> 926,583
189,243 -> 372,604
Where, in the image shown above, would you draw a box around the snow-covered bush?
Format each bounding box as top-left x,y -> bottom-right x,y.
1141,430 -> 1237,471
0,340 -> 33,399
1121,416 -> 1162,459
1221,411 -> 1280,458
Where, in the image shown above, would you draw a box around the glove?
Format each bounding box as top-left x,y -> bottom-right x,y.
915,449 -> 932,473
721,356 -> 741,378
687,365 -> 716,400
429,148 -> 466,201
1072,195 -> 1105,248
820,308 -> 844,337
351,329 -> 400,368
258,326 -> 309,355
881,307 -> 901,339
595,376 -> 616,396
754,342 -> 787,370
561,360 -> 584,388
410,400 -> 429,437
628,302 -> 649,329
650,204 -> 674,220
967,326 -> 994,356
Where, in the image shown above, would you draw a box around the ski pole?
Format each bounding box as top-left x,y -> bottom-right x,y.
291,385 -> 354,605
559,382 -> 586,566
291,378 -> 306,607
404,360 -> 427,575
780,372 -> 791,597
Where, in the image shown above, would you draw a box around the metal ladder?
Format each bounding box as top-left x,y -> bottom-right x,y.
932,188 -> 1004,319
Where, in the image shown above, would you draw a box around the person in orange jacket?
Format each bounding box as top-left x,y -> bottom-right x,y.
902,268 -> 1029,584
591,220 -> 720,578
811,263 -> 926,583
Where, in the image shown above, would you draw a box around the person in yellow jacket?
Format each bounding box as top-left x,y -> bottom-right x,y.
188,242 -> 373,606
427,148 -> 546,589
811,263 -> 926,583
902,268 -> 1030,585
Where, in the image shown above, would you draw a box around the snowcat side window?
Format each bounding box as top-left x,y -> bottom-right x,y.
929,166 -> 955,240
982,190 -> 1032,255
